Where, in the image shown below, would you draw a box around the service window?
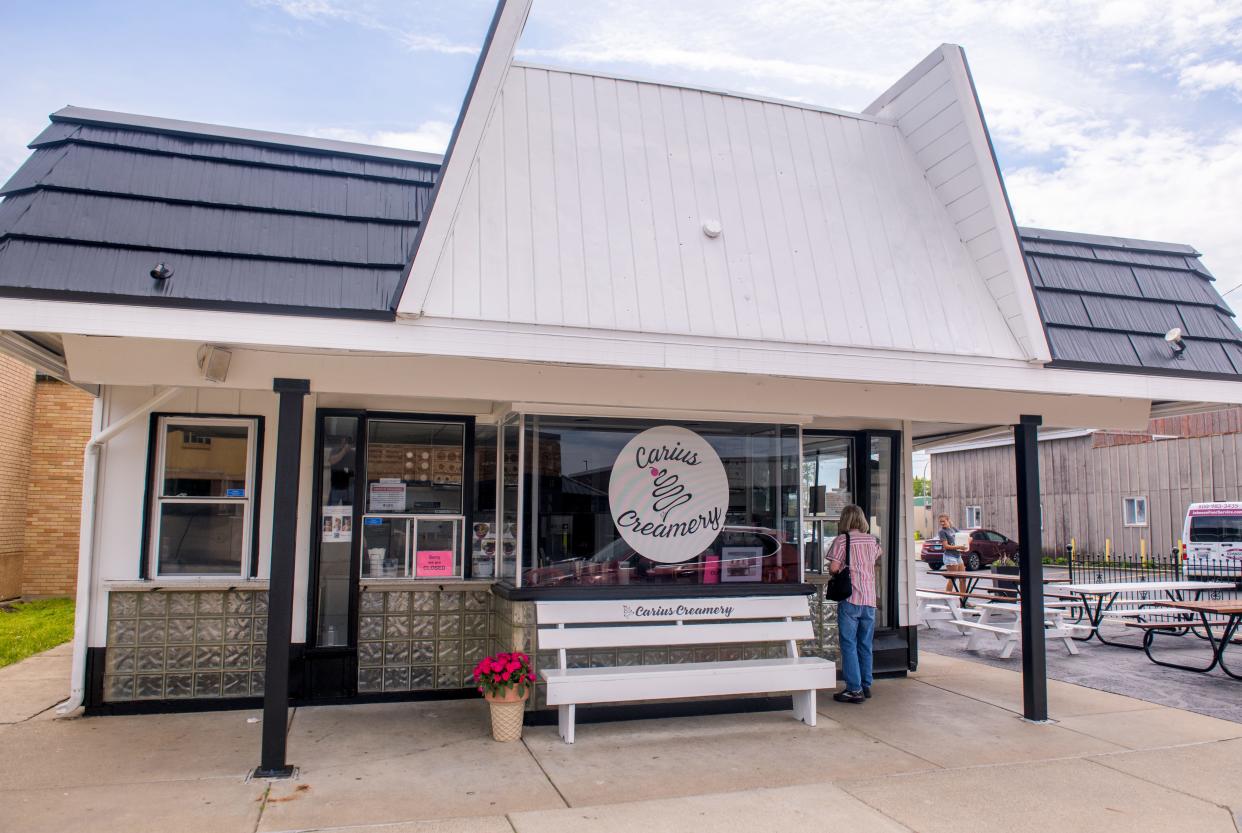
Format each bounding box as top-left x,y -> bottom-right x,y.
1124,497 -> 1148,527
151,417 -> 258,577
965,505 -> 982,528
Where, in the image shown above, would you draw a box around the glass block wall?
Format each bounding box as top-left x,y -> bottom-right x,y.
357,586 -> 491,693
103,589 -> 267,702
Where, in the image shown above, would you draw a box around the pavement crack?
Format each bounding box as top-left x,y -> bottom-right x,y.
520,736 -> 571,809
1088,752 -> 1239,821
253,783 -> 271,833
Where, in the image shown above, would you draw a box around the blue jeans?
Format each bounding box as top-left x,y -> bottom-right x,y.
837,600 -> 876,692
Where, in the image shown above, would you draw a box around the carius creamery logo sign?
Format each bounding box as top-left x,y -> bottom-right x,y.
608,426 -> 728,564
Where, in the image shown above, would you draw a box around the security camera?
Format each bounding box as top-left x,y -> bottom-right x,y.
1165,327 -> 1186,356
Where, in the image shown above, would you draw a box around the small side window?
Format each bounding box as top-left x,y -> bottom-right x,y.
964,505 -> 982,528
1123,497 -> 1148,528
151,416 -> 259,577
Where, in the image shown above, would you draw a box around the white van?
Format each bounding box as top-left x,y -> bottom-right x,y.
1182,502 -> 1242,578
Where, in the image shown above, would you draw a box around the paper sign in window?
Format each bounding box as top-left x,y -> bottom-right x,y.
416,550 -> 454,577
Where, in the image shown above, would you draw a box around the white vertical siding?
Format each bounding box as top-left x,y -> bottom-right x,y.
412,63 -> 1028,363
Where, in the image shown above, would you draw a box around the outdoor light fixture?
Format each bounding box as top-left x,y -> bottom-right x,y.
150,262 -> 173,281
1165,327 -> 1186,357
197,344 -> 232,383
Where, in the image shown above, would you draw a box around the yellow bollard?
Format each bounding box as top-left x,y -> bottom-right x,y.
1141,538 -> 1148,567
1105,538 -> 1111,561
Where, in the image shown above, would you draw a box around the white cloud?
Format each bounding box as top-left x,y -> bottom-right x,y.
253,0 -> 479,53
1180,59 -> 1242,97
308,120 -> 454,154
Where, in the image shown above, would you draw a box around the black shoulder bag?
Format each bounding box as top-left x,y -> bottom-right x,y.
825,532 -> 853,602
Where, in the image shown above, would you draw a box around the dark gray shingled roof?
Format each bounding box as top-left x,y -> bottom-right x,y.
1022,227 -> 1242,379
0,107 -> 441,319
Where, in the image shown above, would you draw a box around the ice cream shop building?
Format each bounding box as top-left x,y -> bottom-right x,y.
2,0 -> 1241,771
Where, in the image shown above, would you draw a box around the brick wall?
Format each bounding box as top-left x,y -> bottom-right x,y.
22,377 -> 94,597
0,355 -> 36,600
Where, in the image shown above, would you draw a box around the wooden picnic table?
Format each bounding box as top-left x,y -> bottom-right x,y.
1055,581 -> 1235,649
1134,600 -> 1242,679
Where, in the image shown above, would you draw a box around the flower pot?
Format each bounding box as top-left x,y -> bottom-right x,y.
484,688 -> 529,742
992,565 -> 1020,575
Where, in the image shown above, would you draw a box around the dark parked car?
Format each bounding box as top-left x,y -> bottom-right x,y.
920,528 -> 1018,571
522,526 -> 798,587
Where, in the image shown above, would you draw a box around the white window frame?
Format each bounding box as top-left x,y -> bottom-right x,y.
151,416 -> 258,579
1124,496 -> 1148,528
964,505 -> 983,528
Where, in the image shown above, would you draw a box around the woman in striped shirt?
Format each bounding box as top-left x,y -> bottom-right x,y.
827,504 -> 883,704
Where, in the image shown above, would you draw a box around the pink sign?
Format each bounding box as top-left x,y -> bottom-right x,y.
416,550 -> 455,577
703,553 -> 720,584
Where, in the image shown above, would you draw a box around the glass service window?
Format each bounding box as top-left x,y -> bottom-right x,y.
153,417 -> 257,577
359,419 -> 467,580
965,505 -> 982,528
1124,497 -> 1148,527
801,436 -> 854,574
519,417 -> 800,589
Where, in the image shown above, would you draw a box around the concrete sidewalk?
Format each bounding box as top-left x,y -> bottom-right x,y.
0,641 -> 71,724
0,651 -> 1239,832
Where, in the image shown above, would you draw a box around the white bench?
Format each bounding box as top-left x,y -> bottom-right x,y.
535,596 -> 836,744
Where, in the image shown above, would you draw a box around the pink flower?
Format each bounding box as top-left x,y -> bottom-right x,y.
517,653 -> 529,662
507,661 -> 519,672
502,670 -> 511,681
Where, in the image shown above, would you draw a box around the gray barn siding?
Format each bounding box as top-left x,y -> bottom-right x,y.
930,433 -> 1242,558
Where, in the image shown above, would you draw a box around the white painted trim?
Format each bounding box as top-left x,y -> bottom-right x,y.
396,0 -> 534,317
52,106 -> 443,166
21,300 -> 1241,405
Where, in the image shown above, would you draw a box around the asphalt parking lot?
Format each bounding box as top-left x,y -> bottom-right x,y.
914,562 -> 1242,723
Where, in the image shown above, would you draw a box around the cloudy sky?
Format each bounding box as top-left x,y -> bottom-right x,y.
3,0 -> 1240,298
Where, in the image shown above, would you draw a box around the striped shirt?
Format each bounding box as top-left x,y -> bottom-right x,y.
826,531 -> 882,607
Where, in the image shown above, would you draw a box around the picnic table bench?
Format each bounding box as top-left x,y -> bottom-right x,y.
950,601 -> 1087,657
1127,600 -> 1242,679
535,596 -> 836,743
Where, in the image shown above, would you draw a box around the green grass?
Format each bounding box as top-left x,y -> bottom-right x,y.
0,598 -> 75,668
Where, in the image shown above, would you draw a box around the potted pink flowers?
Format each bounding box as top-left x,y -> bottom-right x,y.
473,651 -> 535,742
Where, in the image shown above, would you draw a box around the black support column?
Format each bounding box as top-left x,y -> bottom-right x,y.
256,378 -> 310,778
1014,414 -> 1048,721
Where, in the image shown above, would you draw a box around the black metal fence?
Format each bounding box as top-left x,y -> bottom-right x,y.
1065,552 -> 1241,609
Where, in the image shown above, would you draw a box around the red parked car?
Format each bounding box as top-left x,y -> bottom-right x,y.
920,528 -> 1019,571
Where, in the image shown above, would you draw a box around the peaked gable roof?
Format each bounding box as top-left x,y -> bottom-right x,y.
1023,227 -> 1242,379
399,49 -> 1042,363
0,107 -> 441,318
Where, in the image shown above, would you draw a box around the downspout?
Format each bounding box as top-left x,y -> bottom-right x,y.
59,385 -> 183,715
